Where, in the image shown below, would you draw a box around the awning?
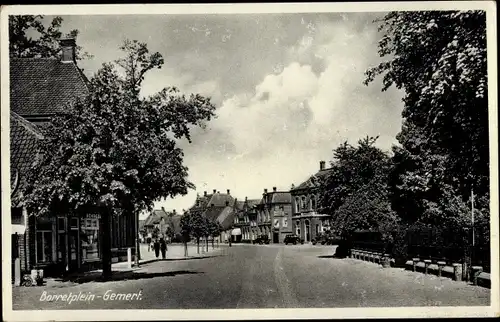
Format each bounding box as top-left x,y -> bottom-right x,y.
231,228 -> 242,236
12,224 -> 26,234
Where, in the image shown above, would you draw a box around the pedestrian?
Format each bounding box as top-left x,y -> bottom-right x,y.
147,237 -> 152,252
154,239 -> 160,258
160,238 -> 167,259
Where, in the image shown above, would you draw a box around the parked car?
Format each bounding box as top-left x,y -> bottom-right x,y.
284,234 -> 304,245
312,232 -> 341,245
253,234 -> 270,245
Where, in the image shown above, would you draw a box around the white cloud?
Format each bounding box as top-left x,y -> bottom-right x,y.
154,17 -> 404,214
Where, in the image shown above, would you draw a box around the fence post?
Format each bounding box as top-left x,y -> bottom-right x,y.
424,259 -> 431,275
452,263 -> 462,281
437,261 -> 446,277
412,258 -> 420,272
471,266 -> 483,285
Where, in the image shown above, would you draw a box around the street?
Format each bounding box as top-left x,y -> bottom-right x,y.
12,244 -> 490,310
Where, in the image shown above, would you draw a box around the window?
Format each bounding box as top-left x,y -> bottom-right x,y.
82,218 -> 100,261
36,230 -> 53,263
295,198 -> 300,213
301,196 -> 306,210
311,197 -> 316,210
316,224 -> 319,235
296,220 -> 300,236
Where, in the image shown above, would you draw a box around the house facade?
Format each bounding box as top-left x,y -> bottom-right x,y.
233,197 -> 260,242
10,38 -> 136,279
187,189 -> 238,242
290,161 -> 333,243
255,187 -> 293,244
143,208 -> 180,241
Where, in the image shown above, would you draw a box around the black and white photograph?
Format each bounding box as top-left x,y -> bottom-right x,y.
1,2 -> 498,321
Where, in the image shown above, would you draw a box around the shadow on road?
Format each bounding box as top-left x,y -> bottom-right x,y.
161,255 -> 222,261
54,270 -> 203,284
317,255 -> 336,259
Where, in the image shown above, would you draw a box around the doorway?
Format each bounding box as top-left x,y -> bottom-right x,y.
273,231 -> 279,244
305,220 -> 310,242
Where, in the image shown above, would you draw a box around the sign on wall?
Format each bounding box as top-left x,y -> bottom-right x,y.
273,219 -> 280,228
282,218 -> 288,228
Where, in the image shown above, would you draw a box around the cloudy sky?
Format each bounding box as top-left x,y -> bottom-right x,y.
52,13 -> 404,218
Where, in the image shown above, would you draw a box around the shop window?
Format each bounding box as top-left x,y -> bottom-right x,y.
36,230 -> 53,263
70,218 -> 78,229
82,218 -> 100,261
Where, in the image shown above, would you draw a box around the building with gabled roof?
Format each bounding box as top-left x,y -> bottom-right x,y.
234,197 -> 261,242
290,161 -> 333,243
255,187 -> 293,244
9,39 -> 135,279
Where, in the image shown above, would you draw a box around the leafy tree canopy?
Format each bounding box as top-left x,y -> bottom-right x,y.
9,15 -> 92,60
23,39 -> 216,218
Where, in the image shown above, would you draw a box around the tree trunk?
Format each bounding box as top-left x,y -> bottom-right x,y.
100,207 -> 112,280
212,237 -> 215,249
184,241 -> 188,257
206,236 -> 209,252
197,237 -> 200,254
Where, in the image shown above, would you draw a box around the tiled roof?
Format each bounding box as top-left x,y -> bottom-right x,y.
217,207 -> 236,230
270,192 -> 292,204
144,209 -> 171,226
235,200 -> 245,210
245,199 -> 260,208
10,111 -> 43,207
203,206 -> 226,222
292,168 -> 334,191
207,193 -> 235,207
10,58 -> 89,116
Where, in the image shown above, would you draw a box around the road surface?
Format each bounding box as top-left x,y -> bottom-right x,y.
12,244 -> 490,310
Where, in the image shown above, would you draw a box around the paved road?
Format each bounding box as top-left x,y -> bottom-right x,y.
12,244 -> 490,310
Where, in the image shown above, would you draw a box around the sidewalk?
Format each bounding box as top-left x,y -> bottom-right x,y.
111,243 -> 224,270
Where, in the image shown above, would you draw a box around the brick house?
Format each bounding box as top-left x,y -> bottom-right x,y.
187,189 -> 238,242
143,208 -> 180,241
234,197 -> 260,242
290,161 -> 333,243
9,39 -> 136,278
255,187 -> 293,244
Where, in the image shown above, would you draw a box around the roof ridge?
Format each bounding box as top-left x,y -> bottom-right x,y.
10,111 -> 43,139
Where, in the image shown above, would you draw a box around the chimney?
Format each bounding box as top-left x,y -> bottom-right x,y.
320,160 -> 326,171
225,201 -> 229,206
245,196 -> 248,201
227,189 -> 230,195
264,188 -> 268,194
273,187 -> 277,192
291,183 -> 295,189
60,38 -> 76,63
173,209 -> 176,215
213,189 -> 216,194
204,191 -> 207,196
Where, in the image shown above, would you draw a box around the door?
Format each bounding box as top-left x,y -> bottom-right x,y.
273,232 -> 279,244
69,230 -> 79,270
305,220 -> 310,242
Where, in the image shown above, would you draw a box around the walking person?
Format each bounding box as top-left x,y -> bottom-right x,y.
160,238 -> 167,260
153,238 -> 160,258
147,237 -> 152,252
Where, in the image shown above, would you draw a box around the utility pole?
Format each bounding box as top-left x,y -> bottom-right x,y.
135,209 -> 140,267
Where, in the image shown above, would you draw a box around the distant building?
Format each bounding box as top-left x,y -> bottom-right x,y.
290,161 -> 333,243
187,189 -> 238,242
255,187 -> 293,244
233,197 -> 260,242
143,208 -> 179,241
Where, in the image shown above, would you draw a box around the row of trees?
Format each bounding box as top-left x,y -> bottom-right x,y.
12,16 -> 217,279
318,10 -> 490,268
180,210 -> 223,255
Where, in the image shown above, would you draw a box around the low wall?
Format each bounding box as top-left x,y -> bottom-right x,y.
349,248 -> 490,289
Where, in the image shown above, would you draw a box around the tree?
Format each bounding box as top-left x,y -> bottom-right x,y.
318,136 -> 392,223
365,11 -> 489,224
9,15 -> 92,60
23,39 -> 216,279
207,218 -> 222,249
